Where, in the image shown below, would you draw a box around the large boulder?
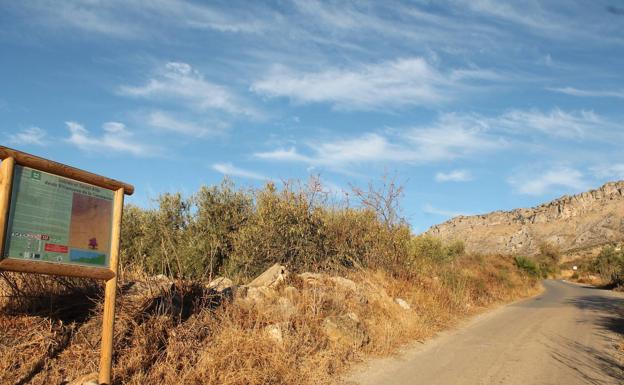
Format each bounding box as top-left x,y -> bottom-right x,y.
207,276 -> 234,293
248,264 -> 288,288
244,286 -> 278,303
322,312 -> 369,348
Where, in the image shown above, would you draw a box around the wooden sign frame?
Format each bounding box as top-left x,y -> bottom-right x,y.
0,146 -> 134,385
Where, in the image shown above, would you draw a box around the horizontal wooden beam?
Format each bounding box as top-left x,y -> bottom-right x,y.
0,146 -> 134,195
0,258 -> 115,280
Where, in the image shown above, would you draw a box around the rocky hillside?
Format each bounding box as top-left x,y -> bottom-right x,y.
426,181 -> 624,257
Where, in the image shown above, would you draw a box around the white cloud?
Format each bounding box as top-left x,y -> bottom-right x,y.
435,170 -> 473,182
65,121 -> 153,156
8,126 -> 47,146
254,107 -> 616,174
423,203 -> 468,218
508,167 -> 587,196
255,133 -> 418,168
438,108 -> 613,141
146,110 -> 222,138
590,164 -> 624,181
17,1 -> 267,38
548,87 -> 624,99
459,0 -> 572,36
251,58 -> 498,110
119,62 -> 255,116
405,114 -> 503,161
255,112 -> 504,172
212,162 -> 267,180
494,108 -> 602,139
256,120 -> 502,172
254,134 -> 405,168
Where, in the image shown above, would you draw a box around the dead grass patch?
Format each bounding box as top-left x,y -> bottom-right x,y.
0,254 -> 537,385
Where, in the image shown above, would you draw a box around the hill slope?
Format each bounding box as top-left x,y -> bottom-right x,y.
426,181 -> 624,257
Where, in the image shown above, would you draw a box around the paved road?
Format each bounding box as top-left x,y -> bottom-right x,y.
349,280 -> 624,385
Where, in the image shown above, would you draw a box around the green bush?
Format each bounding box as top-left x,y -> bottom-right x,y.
514,256 -> 542,278
591,245 -> 624,286
535,242 -> 561,277
118,178 -> 514,283
410,236 -> 464,265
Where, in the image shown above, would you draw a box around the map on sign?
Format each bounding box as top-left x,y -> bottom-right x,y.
3,165 -> 114,267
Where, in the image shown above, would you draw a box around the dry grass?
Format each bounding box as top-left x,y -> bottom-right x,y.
0,254 -> 538,385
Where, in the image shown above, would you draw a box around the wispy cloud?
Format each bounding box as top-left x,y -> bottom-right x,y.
254,134 -> 410,170
495,108 -> 603,139
15,1 -> 268,39
548,86 -> 624,99
591,163 -> 624,181
8,126 -> 47,146
212,162 -> 267,180
435,170 -> 473,182
119,62 -> 256,116
254,106 -> 619,176
436,108 -> 614,141
255,116 -> 503,172
65,121 -> 154,156
423,203 -> 468,218
146,110 -> 224,138
405,115 -> 504,161
508,166 -> 587,196
251,58 -> 499,110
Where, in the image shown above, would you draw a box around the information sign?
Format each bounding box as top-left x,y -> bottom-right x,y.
0,146 -> 134,385
4,165 -> 114,267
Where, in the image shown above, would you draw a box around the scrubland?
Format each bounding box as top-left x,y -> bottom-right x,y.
0,178 -> 539,384
564,244 -> 624,289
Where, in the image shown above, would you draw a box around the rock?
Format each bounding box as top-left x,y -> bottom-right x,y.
329,276 -> 357,291
395,298 -> 411,310
245,286 -> 277,303
322,312 -> 369,348
207,276 -> 234,293
298,272 -> 324,285
248,264 -> 288,288
125,274 -> 174,299
360,280 -> 392,304
68,372 -> 98,385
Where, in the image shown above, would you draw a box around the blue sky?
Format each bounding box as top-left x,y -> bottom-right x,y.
2,1 -> 624,232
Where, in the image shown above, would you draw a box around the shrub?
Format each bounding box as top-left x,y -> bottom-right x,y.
227,182 -> 328,279
190,180 -> 253,279
538,242 -> 561,265
117,178 -> 516,284
410,236 -> 464,266
535,242 -> 561,277
591,245 -> 624,286
514,256 -> 542,278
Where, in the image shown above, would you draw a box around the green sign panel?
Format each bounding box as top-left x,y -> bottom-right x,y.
3,165 -> 114,267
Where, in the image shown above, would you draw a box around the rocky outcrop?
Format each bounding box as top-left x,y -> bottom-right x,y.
425,181 -> 624,256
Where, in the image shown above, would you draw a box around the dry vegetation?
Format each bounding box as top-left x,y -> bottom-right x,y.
0,177 -> 539,385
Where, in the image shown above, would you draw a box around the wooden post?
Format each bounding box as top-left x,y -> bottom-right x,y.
98,187 -> 124,385
0,157 -> 15,257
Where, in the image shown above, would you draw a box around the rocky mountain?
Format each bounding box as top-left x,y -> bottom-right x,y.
425,181 -> 624,257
